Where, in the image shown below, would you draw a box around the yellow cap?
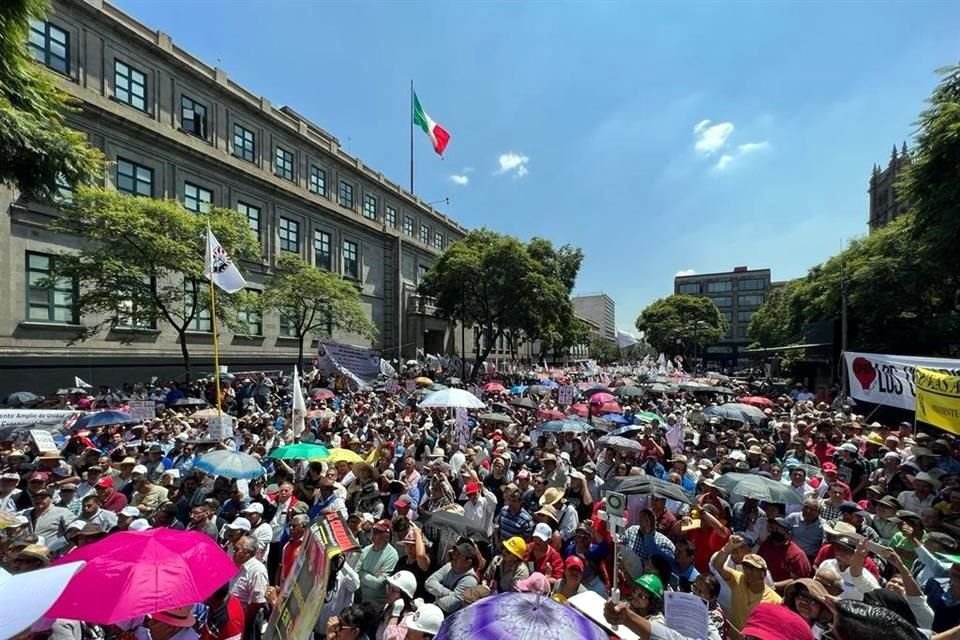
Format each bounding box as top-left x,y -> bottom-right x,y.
503,536 -> 527,559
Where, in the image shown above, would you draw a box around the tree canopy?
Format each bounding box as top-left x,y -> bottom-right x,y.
48,187 -> 260,375
418,229 -> 583,379
634,294 -> 727,356
0,0 -> 102,200
261,253 -> 376,369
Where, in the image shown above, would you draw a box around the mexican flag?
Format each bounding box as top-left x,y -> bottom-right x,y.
413,92 -> 450,156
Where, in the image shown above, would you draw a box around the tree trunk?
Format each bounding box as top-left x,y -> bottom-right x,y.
470,343 -> 497,382
297,334 -> 305,374
178,330 -> 192,382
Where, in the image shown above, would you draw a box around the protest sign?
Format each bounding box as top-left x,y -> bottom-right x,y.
844,351 -> 960,411
317,341 -> 383,388
128,400 -> 156,422
30,429 -> 58,452
207,415 -> 234,441
455,407 -> 470,448
385,379 -> 399,393
404,379 -> 416,393
664,592 -> 709,640
916,367 -> 960,435
0,409 -> 78,428
557,385 -> 576,406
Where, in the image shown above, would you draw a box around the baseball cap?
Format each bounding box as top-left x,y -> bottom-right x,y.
241,502 -> 264,515
465,481 -> 480,495
131,464 -> 148,476
226,517 -> 252,531
741,603 -> 814,640
28,472 -> 49,483
532,522 -> 553,542
839,442 -> 859,453
0,472 -> 19,481
95,476 -> 114,489
373,519 -> 393,532
119,506 -> 140,518
394,495 -> 411,508
821,462 -> 838,473
452,539 -> 477,557
741,554 -> 767,570
564,555 -> 584,571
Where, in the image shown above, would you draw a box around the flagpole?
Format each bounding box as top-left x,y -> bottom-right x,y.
206,225 -> 223,416
410,79 -> 414,194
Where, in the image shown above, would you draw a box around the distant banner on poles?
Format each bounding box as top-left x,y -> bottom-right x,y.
844,351 -> 960,411
916,367 -> 960,435
317,341 -> 384,388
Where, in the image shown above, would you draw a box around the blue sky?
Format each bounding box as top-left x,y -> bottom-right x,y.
116,0 -> 960,331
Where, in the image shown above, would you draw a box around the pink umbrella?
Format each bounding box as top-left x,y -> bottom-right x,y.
569,403 -> 590,418
537,409 -> 564,421
311,388 -> 335,400
483,382 -> 506,393
589,392 -> 615,405
600,401 -> 622,414
46,529 -> 238,624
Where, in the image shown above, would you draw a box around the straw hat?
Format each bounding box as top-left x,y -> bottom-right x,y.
151,605 -> 196,628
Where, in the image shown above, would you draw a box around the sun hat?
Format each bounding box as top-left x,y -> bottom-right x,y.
16,544 -> 51,565
633,573 -> 664,599
535,504 -> 558,523
741,554 -> 768,570
539,487 -> 563,507
131,464 -> 148,476
151,605 -> 197,628
515,571 -> 551,595
403,603 -> 444,635
913,472 -> 941,491
741,602 -> 814,640
503,536 -> 527,559
386,570 -> 417,599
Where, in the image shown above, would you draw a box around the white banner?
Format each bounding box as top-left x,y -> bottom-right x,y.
208,415 -> 234,441
317,341 -> 382,388
844,351 -> 960,411
0,409 -> 79,428
128,400 -> 156,422
31,429 -> 59,452
455,407 -> 470,448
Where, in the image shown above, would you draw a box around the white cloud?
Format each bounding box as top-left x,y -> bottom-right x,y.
693,120 -> 734,154
496,152 -> 530,177
714,141 -> 770,171
714,154 -> 734,171
449,174 -> 469,186
737,141 -> 770,155
675,269 -> 697,277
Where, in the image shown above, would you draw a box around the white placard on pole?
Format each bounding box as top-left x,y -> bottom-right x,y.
30,430 -> 58,453
128,400 -> 156,422
208,415 -> 234,441
385,379 -> 399,393
455,407 -> 470,448
557,385 -> 576,406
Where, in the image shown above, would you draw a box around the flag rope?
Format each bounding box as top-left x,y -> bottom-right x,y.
207,225 -> 223,416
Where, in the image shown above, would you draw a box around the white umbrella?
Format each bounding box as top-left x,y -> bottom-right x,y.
0,560 -> 85,638
418,387 -> 485,409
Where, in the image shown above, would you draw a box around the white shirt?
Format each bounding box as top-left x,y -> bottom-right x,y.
818,558 -> 880,600
897,490 -> 935,514
250,522 -> 273,557
230,557 -> 269,605
463,495 -> 494,538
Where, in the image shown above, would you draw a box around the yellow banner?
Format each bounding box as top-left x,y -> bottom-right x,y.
915,367 -> 960,435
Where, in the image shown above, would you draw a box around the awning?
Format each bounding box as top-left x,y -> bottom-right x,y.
742,342 -> 832,355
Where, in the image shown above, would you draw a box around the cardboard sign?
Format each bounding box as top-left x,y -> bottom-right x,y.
385,379 -> 399,394
128,400 -> 156,422
455,407 -> 470,448
30,429 -> 59,453
207,415 -> 234,441
557,385 -> 576,406
664,592 -> 709,640
404,379 -> 416,393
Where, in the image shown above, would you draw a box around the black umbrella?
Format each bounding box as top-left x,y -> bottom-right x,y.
510,397 -> 538,410
616,385 -> 645,398
527,385 -> 553,397
171,397 -> 208,407
603,475 -> 694,505
479,413 -> 515,425
583,385 -> 612,397
4,391 -> 43,407
420,510 -> 488,542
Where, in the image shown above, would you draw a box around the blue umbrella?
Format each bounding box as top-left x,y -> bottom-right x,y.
539,419 -> 591,434
437,591 -> 607,640
537,379 -> 559,389
601,413 -> 630,425
509,385 -> 528,395
71,410 -> 136,431
193,450 -> 265,479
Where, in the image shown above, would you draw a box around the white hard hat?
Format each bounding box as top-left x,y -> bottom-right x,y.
403,603 -> 444,635
386,570 -> 417,599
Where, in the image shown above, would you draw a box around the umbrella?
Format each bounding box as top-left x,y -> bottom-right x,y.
738,395 -> 775,408
310,388 -> 335,400
193,450 -> 265,479
608,424 -> 644,438
708,472 -> 805,504
419,388 -> 485,409
1,561 -> 86,639
189,407 -> 221,420
437,591 -> 608,640
644,382 -> 676,394
601,413 -> 630,425
46,529 -> 238,624
527,385 -> 553,397
634,410 -> 666,424
3,391 -> 43,407
479,413 -> 515,425
536,409 -> 565,421
596,435 -> 643,454
588,392 -> 615,405
583,385 -> 612,397
678,381 -> 713,392
307,409 -> 336,420
325,448 -> 364,464
569,403 -> 590,418
537,379 -> 559,389
421,510 -> 488,542
703,402 -> 766,425
482,382 -> 506,393
603,475 -> 694,505
598,401 -> 622,414
71,410 -> 136,431
509,397 -> 538,410
171,397 -> 207,407
55,387 -> 87,396
615,385 -> 645,398
269,443 -> 330,460
710,386 -> 736,395
539,419 -> 592,434
444,377 -> 463,386
509,385 -> 528,395
429,383 -> 449,392
415,376 -> 434,387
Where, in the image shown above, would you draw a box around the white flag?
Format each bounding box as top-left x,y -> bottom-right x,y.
292,366 -> 306,438
616,330 -> 638,348
74,376 -> 93,389
204,227 -> 246,293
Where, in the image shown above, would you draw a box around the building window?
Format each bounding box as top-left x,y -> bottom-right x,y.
116,158 -> 153,197
54,174 -> 73,204
737,278 -> 765,291
180,95 -> 207,139
117,278 -> 156,329
183,182 -> 212,213
338,181 -> 354,210
433,232 -> 444,250
342,240 -> 359,279
184,280 -> 211,332
738,294 -> 765,306
677,283 -> 700,294
26,252 -> 77,324
238,290 -> 262,336
363,194 -> 377,220
314,230 -> 332,271
278,217 -> 300,253
736,323 -> 750,338
28,19 -> 68,74
403,216 -> 415,237
419,224 -> 430,244
417,264 -> 429,284
711,296 -> 732,307
309,166 -> 326,196
279,309 -> 297,337
233,124 -> 256,163
237,202 -> 260,233
706,280 -> 733,293
385,206 -> 397,228
737,310 -> 756,323
274,146 -> 294,181
114,60 -> 147,111
721,311 -> 732,323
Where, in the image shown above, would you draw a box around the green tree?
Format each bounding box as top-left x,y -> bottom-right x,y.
261,254 -> 376,370
419,229 -> 583,381
48,187 -> 260,376
588,337 -> 619,365
1,0 -> 103,199
635,294 -> 727,356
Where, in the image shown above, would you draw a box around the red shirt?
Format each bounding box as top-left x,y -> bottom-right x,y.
813,544 -> 881,579
812,443 -> 837,466
200,595 -> 245,640
280,536 -> 304,585
690,526 -> 729,573
757,540 -> 812,582
101,490 -> 128,512
527,545 -> 564,580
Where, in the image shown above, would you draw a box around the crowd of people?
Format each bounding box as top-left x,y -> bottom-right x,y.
3,364 -> 960,640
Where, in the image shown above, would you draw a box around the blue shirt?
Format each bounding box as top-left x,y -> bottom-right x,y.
498,506 -> 534,540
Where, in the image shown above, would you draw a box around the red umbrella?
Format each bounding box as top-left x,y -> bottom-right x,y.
569,403 -> 590,418
589,392 -> 616,405
311,388 -> 335,400
537,409 -> 565,421
600,401 -> 622,414
739,396 -> 775,409
483,382 -> 506,393
46,529 -> 238,624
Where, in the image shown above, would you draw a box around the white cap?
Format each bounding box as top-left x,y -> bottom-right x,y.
119,506 -> 141,518
132,464 -> 149,475
129,518 -> 151,531
532,522 -> 552,542
226,517 -> 252,531
175,432 -> 190,441
241,502 -> 264,515
403,603 -> 444,635
839,442 -> 858,453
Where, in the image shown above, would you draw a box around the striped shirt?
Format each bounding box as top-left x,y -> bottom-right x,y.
498,505 -> 534,541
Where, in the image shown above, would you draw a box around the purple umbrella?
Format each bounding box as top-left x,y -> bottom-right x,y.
436,591 -> 607,640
